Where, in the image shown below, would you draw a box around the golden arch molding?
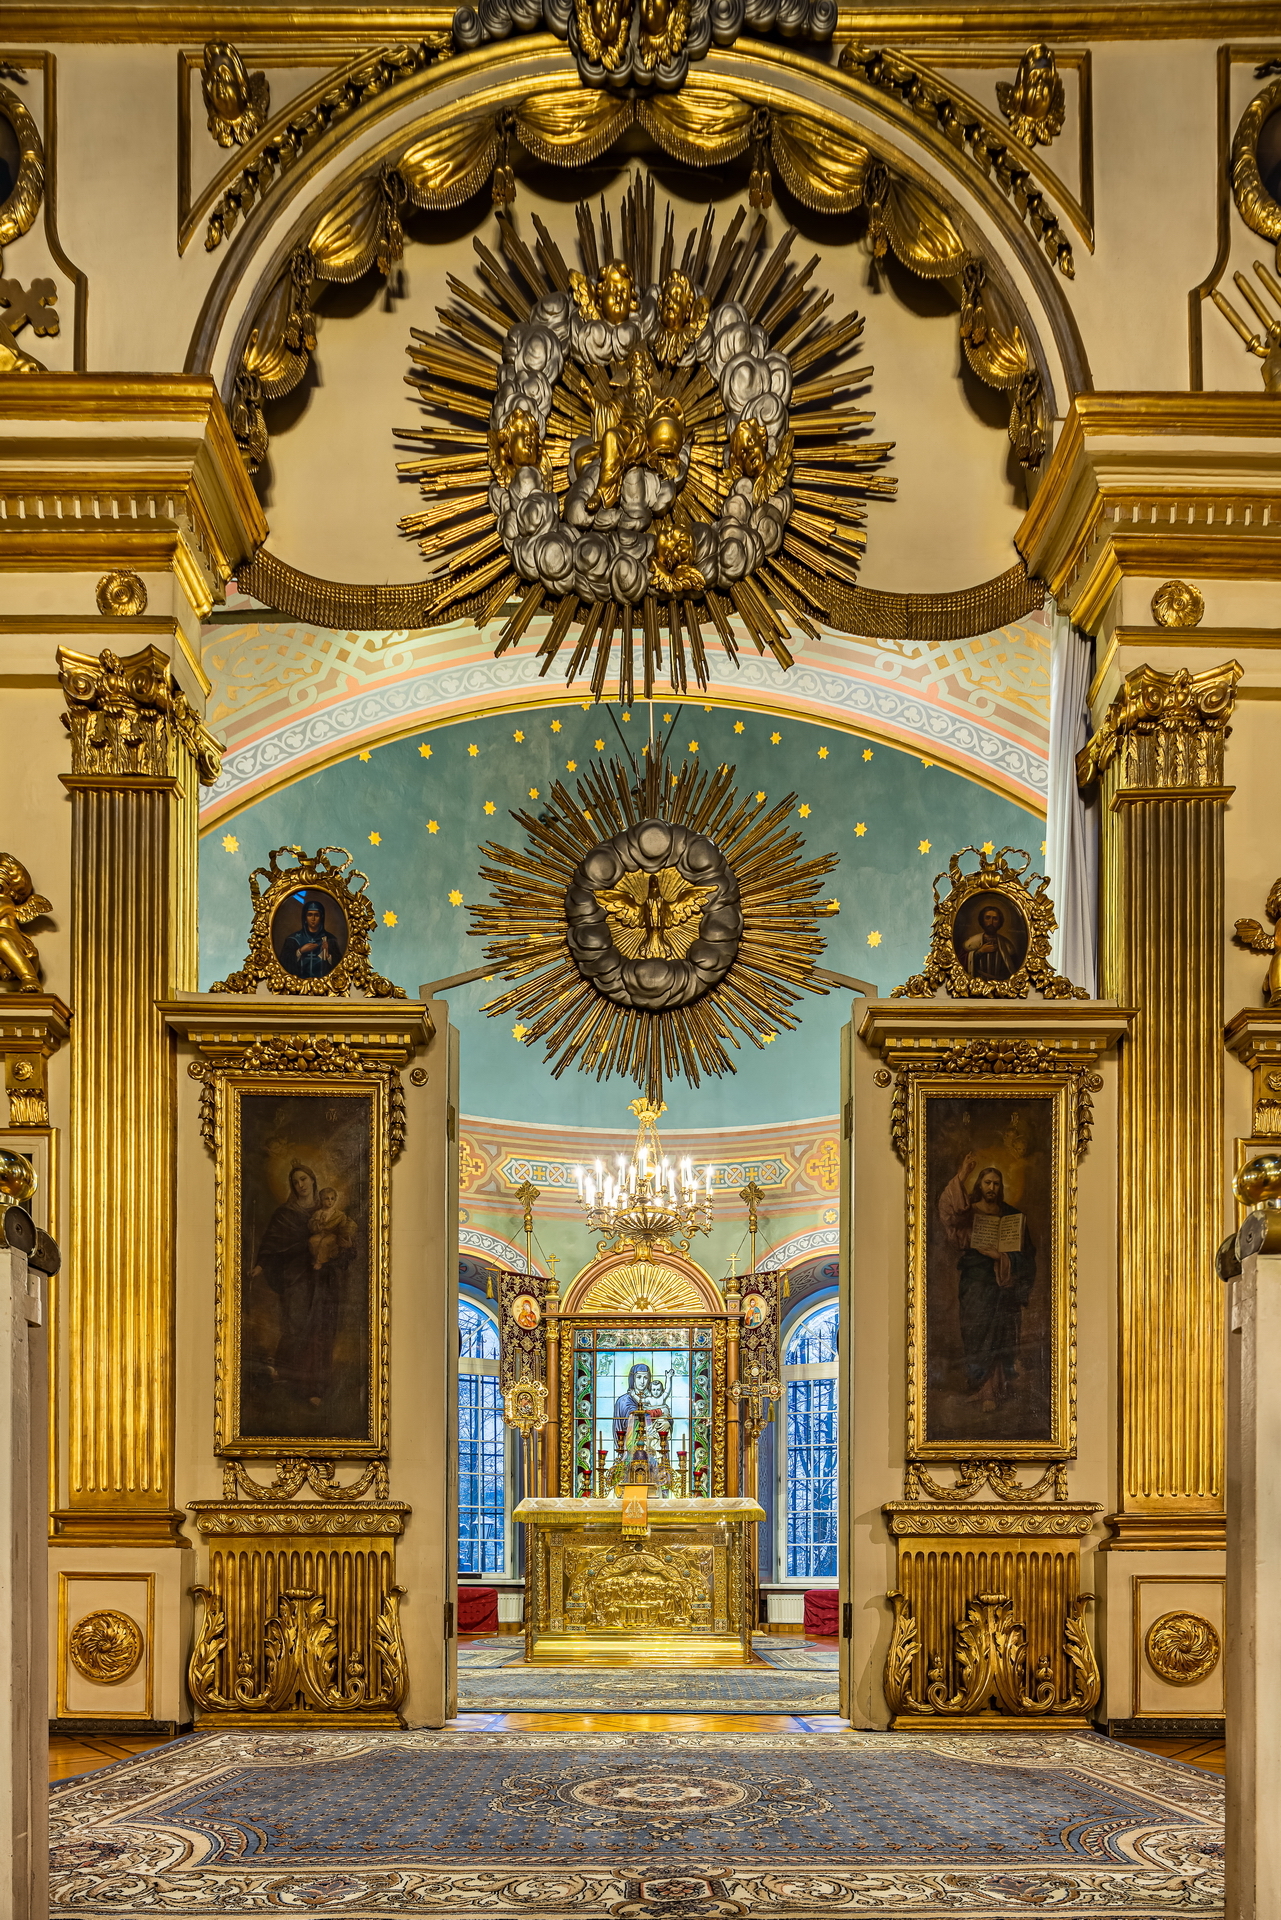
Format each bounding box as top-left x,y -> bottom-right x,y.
185,40 -> 1081,697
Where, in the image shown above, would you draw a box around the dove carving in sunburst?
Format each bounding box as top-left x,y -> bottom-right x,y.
594,866 -> 715,961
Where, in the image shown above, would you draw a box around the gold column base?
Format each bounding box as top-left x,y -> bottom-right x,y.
51,1510 -> 188,1547
526,1631 -> 752,1667
1103,1512 -> 1227,1551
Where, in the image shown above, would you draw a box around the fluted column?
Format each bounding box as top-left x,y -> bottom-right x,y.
1078,661 -> 1240,1543
54,645 -> 222,1543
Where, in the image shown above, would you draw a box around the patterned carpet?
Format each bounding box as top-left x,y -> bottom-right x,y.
49,1727 -> 1223,1915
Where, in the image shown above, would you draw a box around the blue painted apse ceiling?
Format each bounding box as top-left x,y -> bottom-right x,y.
199,701 -> 1038,1128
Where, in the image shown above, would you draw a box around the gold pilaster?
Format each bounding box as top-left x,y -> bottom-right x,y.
54,646 -> 222,1543
1078,662 -> 1240,1542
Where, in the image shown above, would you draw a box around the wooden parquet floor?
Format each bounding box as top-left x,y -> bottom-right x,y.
48,1725 -> 1227,1777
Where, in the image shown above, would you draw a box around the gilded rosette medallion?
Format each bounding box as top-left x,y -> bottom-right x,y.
68,1609 -> 145,1686
398,177 -> 893,699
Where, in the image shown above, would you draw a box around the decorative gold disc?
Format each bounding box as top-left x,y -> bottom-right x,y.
68,1608 -> 145,1685
1150,579 -> 1204,630
1143,1610 -> 1220,1686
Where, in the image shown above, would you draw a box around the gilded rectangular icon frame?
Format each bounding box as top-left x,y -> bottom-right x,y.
214,1072 -> 390,1459
906,1074 -> 1075,1461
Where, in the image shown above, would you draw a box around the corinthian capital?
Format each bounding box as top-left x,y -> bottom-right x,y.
1077,661 -> 1242,794
57,644 -> 223,786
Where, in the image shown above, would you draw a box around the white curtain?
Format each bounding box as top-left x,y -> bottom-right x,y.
1044,601 -> 1099,995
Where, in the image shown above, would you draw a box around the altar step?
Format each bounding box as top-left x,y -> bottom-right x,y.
524,1632 -> 752,1666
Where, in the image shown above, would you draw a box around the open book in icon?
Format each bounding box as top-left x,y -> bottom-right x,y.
969,1212 -> 1025,1255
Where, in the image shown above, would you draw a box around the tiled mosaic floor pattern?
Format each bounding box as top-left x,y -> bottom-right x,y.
49,1727 -> 1223,1915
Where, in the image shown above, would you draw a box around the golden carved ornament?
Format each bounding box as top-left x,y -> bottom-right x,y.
1150,579 -> 1204,630
0,853 -> 51,994
997,45 -> 1066,149
187,1030 -> 406,1159
95,569 -> 148,618
1232,76 -> 1281,256
885,1587 -> 1099,1720
1076,660 -> 1241,794
58,644 -> 223,786
0,83 -> 44,254
887,1036 -> 1100,1163
201,41 -> 270,148
576,1260 -> 709,1314
840,45 -> 1079,270
220,1457 -> 390,1502
893,845 -> 1087,1003
904,1459 -> 1070,1504
1144,1609 -> 1221,1686
232,82 -> 1046,537
210,844 -> 405,1001
69,1609 -> 145,1685
1233,878 -> 1281,1007
199,39 -> 449,253
188,1582 -> 406,1717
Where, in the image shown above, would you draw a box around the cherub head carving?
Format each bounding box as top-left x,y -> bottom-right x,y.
654,270 -> 710,363
727,417 -> 769,478
572,260 -> 638,327
488,406 -> 545,487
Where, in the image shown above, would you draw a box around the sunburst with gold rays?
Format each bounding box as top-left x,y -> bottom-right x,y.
469,744 -> 840,1103
397,175 -> 895,702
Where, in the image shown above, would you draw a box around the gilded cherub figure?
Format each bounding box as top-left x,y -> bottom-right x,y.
570,259 -> 638,326
0,854 -> 52,993
488,405 -> 549,487
1235,877 -> 1281,1005
574,350 -> 688,512
725,416 -> 794,503
200,41 -> 271,147
996,43 -> 1066,149
652,270 -> 710,364
650,520 -> 706,594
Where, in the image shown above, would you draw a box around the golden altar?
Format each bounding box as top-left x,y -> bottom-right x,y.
495,1138 -> 784,1668
514,1494 -> 766,1665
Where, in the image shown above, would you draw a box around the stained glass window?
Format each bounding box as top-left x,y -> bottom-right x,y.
458,1295 -> 506,1575
782,1298 -> 839,1580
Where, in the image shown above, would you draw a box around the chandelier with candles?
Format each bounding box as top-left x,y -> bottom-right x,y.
576,1098 -> 713,1255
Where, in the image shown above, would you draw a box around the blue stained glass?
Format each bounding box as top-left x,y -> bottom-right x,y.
786,1301 -> 838,1366
458,1297 -> 504,1574
784,1300 -> 839,1580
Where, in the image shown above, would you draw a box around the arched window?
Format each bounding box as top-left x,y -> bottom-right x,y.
781,1298 -> 839,1581
458,1294 -> 506,1575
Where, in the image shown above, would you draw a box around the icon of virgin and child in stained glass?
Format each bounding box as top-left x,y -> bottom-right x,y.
923,1092 -> 1054,1446
231,1089 -> 376,1448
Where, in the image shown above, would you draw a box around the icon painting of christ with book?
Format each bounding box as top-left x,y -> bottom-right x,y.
922,1093 -> 1054,1447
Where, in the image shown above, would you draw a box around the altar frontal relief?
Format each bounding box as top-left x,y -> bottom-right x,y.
914,1086 -> 1070,1456
222,1086 -> 383,1453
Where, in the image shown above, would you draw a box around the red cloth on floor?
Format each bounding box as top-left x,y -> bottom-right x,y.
804,1588 -> 839,1636
457,1586 -> 499,1633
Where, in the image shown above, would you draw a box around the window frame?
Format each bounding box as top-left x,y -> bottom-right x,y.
776,1293 -> 839,1588
457,1290 -> 512,1579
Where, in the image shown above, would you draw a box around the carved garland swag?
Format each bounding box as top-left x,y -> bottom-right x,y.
229,84 -> 1052,507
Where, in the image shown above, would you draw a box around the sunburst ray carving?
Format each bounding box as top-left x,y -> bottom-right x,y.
397,174 -> 894,702
469,747 -> 839,1101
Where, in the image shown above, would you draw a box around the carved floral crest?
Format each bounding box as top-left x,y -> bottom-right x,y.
893,846 -> 1087,1002
211,845 -> 405,1000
